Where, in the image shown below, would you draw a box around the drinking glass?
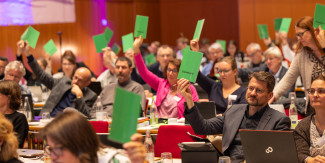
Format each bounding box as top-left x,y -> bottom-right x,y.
161,152 -> 172,163
218,156 -> 231,163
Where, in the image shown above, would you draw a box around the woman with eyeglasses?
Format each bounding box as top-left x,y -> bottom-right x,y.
190,40 -> 247,114
128,36 -> 199,119
0,113 -> 22,163
271,16 -> 325,115
41,110 -> 146,163
294,75 -> 325,163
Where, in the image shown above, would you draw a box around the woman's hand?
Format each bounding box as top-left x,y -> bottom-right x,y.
190,39 -> 199,52
123,133 -> 146,163
133,36 -> 143,54
307,155 -> 325,163
315,25 -> 325,48
177,78 -> 194,109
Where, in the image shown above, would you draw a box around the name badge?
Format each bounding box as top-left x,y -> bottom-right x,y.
173,96 -> 181,102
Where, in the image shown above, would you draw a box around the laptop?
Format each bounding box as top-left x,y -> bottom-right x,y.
239,129 -> 299,163
21,94 -> 35,121
185,101 -> 216,124
88,81 -> 102,96
29,86 -> 43,102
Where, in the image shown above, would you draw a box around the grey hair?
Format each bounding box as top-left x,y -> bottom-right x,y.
246,43 -> 261,52
264,46 -> 283,60
208,42 -> 223,52
5,61 -> 26,77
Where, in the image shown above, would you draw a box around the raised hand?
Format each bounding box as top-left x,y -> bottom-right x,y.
263,37 -> 272,46
315,25 -> 325,48
123,133 -> 146,163
102,47 -> 117,69
17,40 -> 25,56
190,39 -> 199,52
125,49 -> 135,68
133,35 -> 143,54
279,31 -> 288,45
177,78 -> 194,109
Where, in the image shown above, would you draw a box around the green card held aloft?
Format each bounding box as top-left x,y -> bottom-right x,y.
145,53 -> 156,66
274,18 -> 282,31
181,45 -> 191,54
257,24 -> 269,39
177,50 -> 203,82
216,40 -> 226,52
112,43 -> 120,55
104,27 -> 114,43
193,19 -> 205,41
314,4 -> 325,29
93,33 -> 108,53
279,18 -> 292,33
43,39 -> 57,56
109,87 -> 141,143
21,26 -> 40,49
122,33 -> 134,53
134,15 -> 149,39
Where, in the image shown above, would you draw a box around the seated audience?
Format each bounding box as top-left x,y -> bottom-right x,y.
0,80 -> 28,148
0,113 -> 22,163
4,61 -> 30,94
130,36 -> 198,118
0,57 -> 8,80
294,75 -> 325,163
97,47 -> 118,88
178,71 -> 291,162
224,40 -> 245,63
91,56 -> 146,118
191,40 -> 247,114
18,40 -> 97,117
41,110 -> 146,163
201,42 -> 224,76
244,43 -> 264,68
140,40 -> 160,59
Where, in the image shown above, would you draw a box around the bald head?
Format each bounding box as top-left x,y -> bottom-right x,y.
71,67 -> 91,89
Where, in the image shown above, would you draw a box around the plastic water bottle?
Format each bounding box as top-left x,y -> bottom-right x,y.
145,130 -> 154,163
95,96 -> 104,121
150,98 -> 158,125
23,97 -> 32,121
289,92 -> 298,129
43,140 -> 51,163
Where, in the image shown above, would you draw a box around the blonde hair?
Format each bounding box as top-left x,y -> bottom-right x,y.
0,114 -> 19,161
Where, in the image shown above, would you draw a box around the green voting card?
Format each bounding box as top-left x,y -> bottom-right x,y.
104,27 -> 114,43
257,24 -> 269,39
43,39 -> 57,56
112,43 -> 121,55
109,87 -> 141,143
93,33 -> 108,53
145,53 -> 156,66
177,50 -> 203,82
193,19 -> 205,40
279,18 -> 292,33
216,40 -> 226,52
181,45 -> 191,54
314,4 -> 325,29
122,33 -> 134,53
21,26 -> 40,49
134,15 -> 149,39
274,18 -> 283,31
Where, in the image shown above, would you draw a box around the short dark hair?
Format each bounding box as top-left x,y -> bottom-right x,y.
0,80 -> 21,110
163,58 -> 181,78
249,71 -> 275,93
0,57 -> 8,64
115,56 -> 132,68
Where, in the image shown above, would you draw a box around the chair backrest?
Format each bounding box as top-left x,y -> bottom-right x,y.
154,125 -> 206,158
89,121 -> 109,133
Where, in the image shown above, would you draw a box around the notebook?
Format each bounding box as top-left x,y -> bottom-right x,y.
239,129 -> 299,163
185,101 -> 216,124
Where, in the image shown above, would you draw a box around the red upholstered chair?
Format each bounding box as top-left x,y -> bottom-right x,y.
154,125 -> 206,158
284,109 -> 305,120
89,121 -> 109,133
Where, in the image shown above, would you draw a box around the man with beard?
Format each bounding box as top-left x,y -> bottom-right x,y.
177,71 -> 290,163
91,56 -> 146,118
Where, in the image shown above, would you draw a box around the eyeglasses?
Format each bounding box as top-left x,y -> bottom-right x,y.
72,76 -> 88,83
62,63 -> 74,67
296,30 -> 309,38
217,69 -> 231,74
307,88 -> 325,95
167,68 -> 178,73
248,86 -> 265,94
6,73 -> 22,80
44,146 -> 64,157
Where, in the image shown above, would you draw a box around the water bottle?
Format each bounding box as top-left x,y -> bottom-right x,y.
95,96 -> 104,121
289,92 -> 298,129
23,97 -> 32,121
150,98 -> 158,125
43,140 -> 51,163
145,130 -> 154,163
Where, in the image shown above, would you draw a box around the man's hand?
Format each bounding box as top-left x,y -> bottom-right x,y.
190,39 -> 199,52
263,37 -> 272,46
275,31 -> 280,45
315,25 -> 325,48
123,133 -> 146,163
279,31 -> 288,45
71,84 -> 83,98
125,49 -> 135,68
177,78 -> 194,109
17,40 -> 24,56
133,36 -> 143,54
102,47 -> 117,72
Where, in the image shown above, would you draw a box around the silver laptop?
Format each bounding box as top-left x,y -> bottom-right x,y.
29,86 -> 43,102
239,129 -> 299,163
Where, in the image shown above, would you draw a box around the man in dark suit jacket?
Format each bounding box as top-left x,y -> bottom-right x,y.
178,71 -> 291,162
18,40 -> 97,118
